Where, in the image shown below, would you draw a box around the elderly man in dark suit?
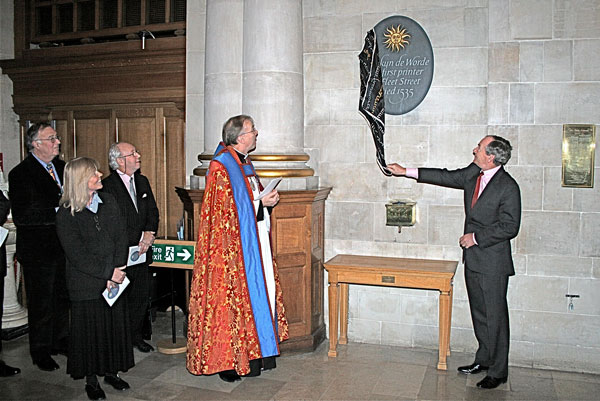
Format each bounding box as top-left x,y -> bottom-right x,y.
8,122 -> 70,371
0,191 -> 21,377
388,135 -> 521,389
100,142 -> 159,353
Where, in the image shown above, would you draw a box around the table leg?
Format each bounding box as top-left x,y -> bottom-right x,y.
437,290 -> 450,370
328,282 -> 339,357
447,285 -> 453,356
339,283 -> 349,345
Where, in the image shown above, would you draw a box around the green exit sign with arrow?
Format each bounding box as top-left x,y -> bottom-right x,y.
151,239 -> 196,269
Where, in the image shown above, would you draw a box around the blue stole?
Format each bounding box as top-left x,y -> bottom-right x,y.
211,143 -> 278,357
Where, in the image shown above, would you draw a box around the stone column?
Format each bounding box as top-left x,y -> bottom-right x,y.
202,0 -> 244,154
242,0 -> 304,154
2,221 -> 28,333
196,0 -> 313,186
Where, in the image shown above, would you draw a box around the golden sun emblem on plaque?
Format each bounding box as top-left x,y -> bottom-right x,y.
384,25 -> 410,51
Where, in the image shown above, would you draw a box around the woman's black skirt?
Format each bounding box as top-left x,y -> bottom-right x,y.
67,295 -> 134,379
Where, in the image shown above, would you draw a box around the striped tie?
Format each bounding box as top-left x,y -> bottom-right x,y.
129,177 -> 138,211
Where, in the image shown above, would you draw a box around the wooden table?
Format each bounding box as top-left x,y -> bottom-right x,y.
324,254 -> 458,370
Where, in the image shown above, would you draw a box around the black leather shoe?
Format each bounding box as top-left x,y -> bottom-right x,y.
85,383 -> 106,400
104,374 -> 130,390
34,355 -> 60,371
477,375 -> 508,389
218,370 -> 241,382
134,340 -> 154,353
457,363 -> 488,375
0,362 -> 21,377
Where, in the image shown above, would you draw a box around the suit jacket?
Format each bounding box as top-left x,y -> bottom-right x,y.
418,162 -> 521,276
56,192 -> 129,301
8,154 -> 65,265
0,191 -> 10,277
99,170 -> 159,260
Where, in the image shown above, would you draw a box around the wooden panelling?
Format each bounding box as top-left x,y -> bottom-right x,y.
275,216 -> 306,255
165,115 -> 185,237
74,118 -> 113,174
116,115 -> 157,184
279,264 -> 306,328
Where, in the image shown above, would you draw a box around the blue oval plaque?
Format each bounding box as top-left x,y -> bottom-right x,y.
374,16 -> 434,115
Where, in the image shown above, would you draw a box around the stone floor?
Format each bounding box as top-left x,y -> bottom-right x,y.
1,310 -> 599,400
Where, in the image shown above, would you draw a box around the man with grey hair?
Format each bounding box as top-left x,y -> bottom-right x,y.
187,115 -> 289,382
100,142 -> 159,354
387,135 -> 521,389
9,122 -> 69,371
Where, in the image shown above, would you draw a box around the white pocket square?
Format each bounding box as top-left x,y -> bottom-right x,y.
142,193 -> 147,198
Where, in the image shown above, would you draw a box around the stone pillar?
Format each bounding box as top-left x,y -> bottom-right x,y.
242,0 -> 304,154
196,0 -> 313,185
203,0 -> 244,154
2,221 -> 28,333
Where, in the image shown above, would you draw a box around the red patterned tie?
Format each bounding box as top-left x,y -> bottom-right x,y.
47,164 -> 59,187
471,171 -> 484,208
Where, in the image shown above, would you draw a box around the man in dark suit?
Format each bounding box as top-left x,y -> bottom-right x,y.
388,135 -> 521,389
8,122 -> 70,371
0,191 -> 21,377
100,142 -> 159,353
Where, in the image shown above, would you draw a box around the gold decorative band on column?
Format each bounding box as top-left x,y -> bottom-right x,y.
197,153 -> 310,162
194,153 -> 314,178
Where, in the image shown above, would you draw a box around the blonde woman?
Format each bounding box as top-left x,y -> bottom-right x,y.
56,157 -> 133,400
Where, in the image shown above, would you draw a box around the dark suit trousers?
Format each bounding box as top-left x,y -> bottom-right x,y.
126,262 -> 150,343
22,261 -> 70,361
465,268 -> 510,378
0,274 -> 4,353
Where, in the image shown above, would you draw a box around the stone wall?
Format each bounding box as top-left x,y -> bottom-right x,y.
303,0 -> 600,373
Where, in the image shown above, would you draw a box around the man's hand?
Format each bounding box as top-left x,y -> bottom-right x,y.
262,190 -> 280,207
387,163 -> 407,176
111,266 -> 126,284
139,231 -> 155,254
459,233 -> 476,249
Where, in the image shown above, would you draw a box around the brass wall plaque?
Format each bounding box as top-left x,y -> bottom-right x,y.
562,124 -> 596,188
382,276 -> 396,283
385,200 -> 416,226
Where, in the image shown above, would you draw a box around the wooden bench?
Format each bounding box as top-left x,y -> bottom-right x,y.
324,254 -> 458,370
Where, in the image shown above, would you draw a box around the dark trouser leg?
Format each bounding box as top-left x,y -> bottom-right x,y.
22,262 -> 70,361
465,269 -> 510,378
0,274 -> 4,354
126,264 -> 150,343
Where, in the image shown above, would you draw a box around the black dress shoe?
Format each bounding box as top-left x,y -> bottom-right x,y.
134,340 -> 154,353
34,355 -> 60,371
457,363 -> 488,375
218,370 -> 241,382
477,375 -> 508,389
0,362 -> 21,377
104,374 -> 130,390
85,383 -> 106,400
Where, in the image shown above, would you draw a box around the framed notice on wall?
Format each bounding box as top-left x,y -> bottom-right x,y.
562,124 -> 596,188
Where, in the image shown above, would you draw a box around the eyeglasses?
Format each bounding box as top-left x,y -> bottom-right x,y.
36,135 -> 60,143
240,129 -> 258,136
93,215 -> 101,232
118,150 -> 140,158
